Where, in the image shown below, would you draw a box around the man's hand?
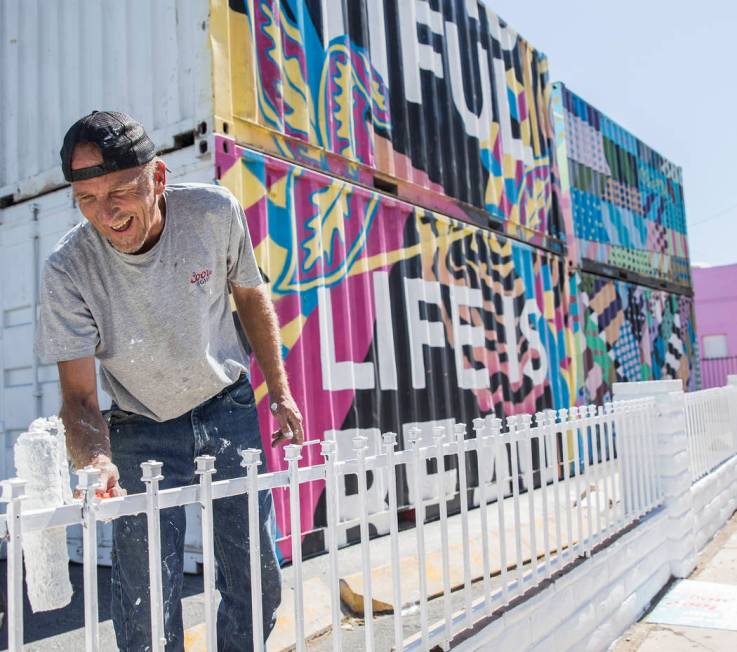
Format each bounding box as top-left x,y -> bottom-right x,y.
270,393 -> 304,447
73,454 -> 126,499
90,454 -> 126,498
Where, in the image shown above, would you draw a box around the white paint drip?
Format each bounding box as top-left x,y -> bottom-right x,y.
14,416 -> 74,612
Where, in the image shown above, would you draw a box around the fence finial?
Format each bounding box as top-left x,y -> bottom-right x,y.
140,460 -> 163,482
76,466 -> 101,500
239,449 -> 262,468
382,431 -> 397,448
195,455 -> 216,475
1,478 -> 27,502
407,426 -> 422,447
320,439 -> 336,458
283,443 -> 303,463
485,414 -> 503,436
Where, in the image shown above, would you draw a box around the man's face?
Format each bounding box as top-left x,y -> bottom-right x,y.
70,144 -> 166,254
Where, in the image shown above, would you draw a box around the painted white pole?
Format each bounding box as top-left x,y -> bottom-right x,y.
2,478 -> 26,652
195,456 -> 218,652
320,439 -> 342,652
453,422 -> 473,626
382,432 -> 403,650
568,408 -> 586,555
433,425 -> 452,647
558,409 -> 575,557
596,406 -> 611,535
603,404 -> 620,527
284,444 -> 305,652
519,414 -> 537,580
580,406 -> 594,551
535,413 -> 551,578
141,461 -> 166,652
488,416 -> 508,603
506,416 -> 524,590
409,426 -> 430,649
77,467 -> 102,652
240,448 -> 265,652
353,436 -> 375,652
544,410 -> 563,567
473,418 -> 493,616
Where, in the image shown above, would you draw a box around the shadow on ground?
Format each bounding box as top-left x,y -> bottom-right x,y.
0,560 -> 204,649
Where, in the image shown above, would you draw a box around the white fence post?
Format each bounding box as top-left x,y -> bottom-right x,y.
77,467 -> 102,652
353,435 -> 375,652
613,380 -> 695,578
195,455 -> 218,652
141,460 -> 167,652
2,478 -> 26,652
284,443 -> 306,652
319,439 -> 342,652
241,448 -> 265,652
409,426 -> 430,649
381,431 -> 403,651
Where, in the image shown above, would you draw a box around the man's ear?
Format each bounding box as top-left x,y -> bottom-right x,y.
153,159 -> 167,195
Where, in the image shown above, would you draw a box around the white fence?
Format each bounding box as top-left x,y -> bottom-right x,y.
685,385 -> 737,483
0,396 -> 669,652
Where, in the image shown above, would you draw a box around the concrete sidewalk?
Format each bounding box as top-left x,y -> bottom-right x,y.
612,510 -> 737,651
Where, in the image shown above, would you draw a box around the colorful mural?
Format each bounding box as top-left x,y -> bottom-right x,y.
552,83 -> 691,288
216,140 -> 699,556
576,272 -> 700,403
217,139 -> 578,553
211,0 -> 561,249
208,2 -> 698,558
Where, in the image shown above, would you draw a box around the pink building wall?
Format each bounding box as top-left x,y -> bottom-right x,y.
692,264 -> 737,357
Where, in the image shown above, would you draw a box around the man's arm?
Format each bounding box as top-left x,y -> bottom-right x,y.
58,357 -> 125,496
230,283 -> 304,446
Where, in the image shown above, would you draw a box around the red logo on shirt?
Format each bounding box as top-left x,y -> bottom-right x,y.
190,269 -> 213,286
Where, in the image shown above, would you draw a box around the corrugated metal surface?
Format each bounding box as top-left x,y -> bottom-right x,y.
575,271 -> 700,403
0,0 -> 212,203
552,83 -> 690,289
0,146 -> 213,569
211,0 -> 561,250
217,140 -> 700,556
217,138 -> 578,555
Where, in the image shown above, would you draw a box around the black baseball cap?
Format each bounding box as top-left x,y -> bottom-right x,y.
60,111 -> 156,182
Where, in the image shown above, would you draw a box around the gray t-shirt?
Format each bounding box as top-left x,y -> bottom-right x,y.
34,182 -> 263,421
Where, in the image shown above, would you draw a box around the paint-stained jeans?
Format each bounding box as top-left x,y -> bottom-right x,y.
108,375 -> 281,652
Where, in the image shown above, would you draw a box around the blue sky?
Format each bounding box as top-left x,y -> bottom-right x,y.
487,0 -> 735,267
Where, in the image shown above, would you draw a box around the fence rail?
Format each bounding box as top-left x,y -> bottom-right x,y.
685,385 -> 737,483
1,398 -> 664,651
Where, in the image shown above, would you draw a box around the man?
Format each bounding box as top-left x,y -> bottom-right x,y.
34,111 -> 303,651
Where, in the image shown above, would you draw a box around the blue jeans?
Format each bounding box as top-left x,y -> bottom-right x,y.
108,375 -> 282,652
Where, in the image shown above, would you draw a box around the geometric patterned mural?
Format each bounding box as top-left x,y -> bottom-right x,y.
552,83 -> 691,288
576,272 -> 699,404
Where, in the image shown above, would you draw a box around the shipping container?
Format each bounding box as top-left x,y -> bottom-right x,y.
0,0 -> 212,203
218,139 -> 577,553
210,0 -> 562,251
0,1 -> 701,565
551,82 -> 690,289
217,142 -> 699,555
